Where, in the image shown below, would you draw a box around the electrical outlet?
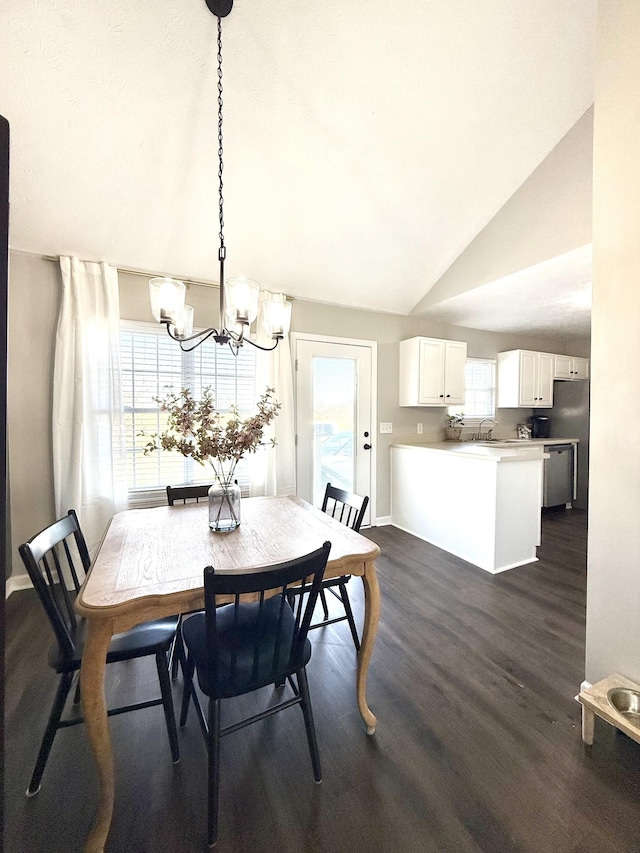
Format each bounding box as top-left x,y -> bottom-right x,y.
417,423 -> 423,434
379,422 -> 393,434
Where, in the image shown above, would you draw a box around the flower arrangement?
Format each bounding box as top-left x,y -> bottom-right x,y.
444,412 -> 465,442
144,385 -> 281,487
446,412 -> 465,427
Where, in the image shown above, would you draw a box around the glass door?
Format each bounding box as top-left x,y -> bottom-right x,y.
294,336 -> 374,523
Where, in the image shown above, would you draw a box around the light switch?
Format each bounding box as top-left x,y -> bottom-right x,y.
379,422 -> 393,434
417,423 -> 423,434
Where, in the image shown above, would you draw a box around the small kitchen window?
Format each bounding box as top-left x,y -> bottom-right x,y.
449,357 -> 496,422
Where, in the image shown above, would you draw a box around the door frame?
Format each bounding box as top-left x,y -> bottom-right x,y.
291,332 -> 377,526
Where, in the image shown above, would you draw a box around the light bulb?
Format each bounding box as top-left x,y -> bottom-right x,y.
263,292 -> 292,338
225,277 -> 259,326
149,277 -> 186,324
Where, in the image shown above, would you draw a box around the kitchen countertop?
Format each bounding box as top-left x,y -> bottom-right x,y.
477,438 -> 579,446
391,437 -> 579,462
391,441 -> 549,462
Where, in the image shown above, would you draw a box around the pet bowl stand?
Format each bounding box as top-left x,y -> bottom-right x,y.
577,672 -> 640,746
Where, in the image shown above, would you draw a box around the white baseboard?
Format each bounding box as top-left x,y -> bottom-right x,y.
5,573 -> 33,598
574,680 -> 592,702
375,515 -> 392,526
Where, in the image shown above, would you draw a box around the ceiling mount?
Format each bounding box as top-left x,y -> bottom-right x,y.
205,0 -> 233,17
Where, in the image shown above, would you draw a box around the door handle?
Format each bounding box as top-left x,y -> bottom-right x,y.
363,443 -> 372,450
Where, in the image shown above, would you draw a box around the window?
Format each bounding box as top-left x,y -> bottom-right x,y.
449,357 -> 496,421
120,321 -> 257,504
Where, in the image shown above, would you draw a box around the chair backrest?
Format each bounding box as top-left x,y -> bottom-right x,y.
166,484 -> 212,505
18,509 -> 90,661
321,483 -> 369,532
203,541 -> 331,694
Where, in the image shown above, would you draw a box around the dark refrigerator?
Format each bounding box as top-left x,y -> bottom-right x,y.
549,377 -> 590,510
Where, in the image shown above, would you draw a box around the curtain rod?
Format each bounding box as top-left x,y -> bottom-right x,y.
38,253 -> 219,289
35,252 -> 293,299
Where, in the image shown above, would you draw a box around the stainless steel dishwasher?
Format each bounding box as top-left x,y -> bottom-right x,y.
543,444 -> 574,507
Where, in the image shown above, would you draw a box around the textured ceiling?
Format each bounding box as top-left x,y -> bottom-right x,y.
1,0 -> 596,319
421,245 -> 593,339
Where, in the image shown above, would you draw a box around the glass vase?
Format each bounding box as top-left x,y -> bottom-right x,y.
208,478 -> 241,532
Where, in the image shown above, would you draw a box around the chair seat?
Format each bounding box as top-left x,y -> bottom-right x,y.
320,574 -> 351,588
48,616 -> 180,673
182,596 -> 311,699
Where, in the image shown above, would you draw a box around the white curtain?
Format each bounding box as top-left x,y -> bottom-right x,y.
52,256 -> 127,556
250,293 -> 296,497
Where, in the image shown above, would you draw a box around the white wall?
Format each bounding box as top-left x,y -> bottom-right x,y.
585,3 -> 640,684
414,107 -> 593,311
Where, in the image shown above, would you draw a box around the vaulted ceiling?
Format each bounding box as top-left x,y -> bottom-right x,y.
1,1 -> 596,320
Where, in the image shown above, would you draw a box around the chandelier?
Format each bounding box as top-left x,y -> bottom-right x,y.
149,0 -> 291,354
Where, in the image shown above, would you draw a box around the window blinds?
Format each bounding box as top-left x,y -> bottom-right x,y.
120,321 -> 257,501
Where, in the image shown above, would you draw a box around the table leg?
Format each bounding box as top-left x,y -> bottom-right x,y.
582,705 -> 595,745
81,620 -> 114,853
358,559 -> 380,735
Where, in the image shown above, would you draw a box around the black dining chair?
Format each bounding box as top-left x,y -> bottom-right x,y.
166,483 -> 212,505
18,509 -> 180,797
179,541 -> 331,847
306,483 -> 369,650
166,484 -> 213,678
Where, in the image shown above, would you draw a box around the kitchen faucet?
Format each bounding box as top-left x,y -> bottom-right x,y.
473,418 -> 498,440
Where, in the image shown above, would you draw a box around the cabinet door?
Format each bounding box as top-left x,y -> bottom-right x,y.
443,340 -> 467,404
418,338 -> 445,405
573,357 -> 589,380
536,352 -> 554,407
554,354 -> 589,381
554,354 -> 573,380
518,351 -> 538,407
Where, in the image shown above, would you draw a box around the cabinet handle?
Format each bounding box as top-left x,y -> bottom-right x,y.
439,394 -> 444,398
446,394 -> 450,398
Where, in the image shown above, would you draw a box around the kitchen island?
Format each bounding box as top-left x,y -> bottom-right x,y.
391,442 -> 548,573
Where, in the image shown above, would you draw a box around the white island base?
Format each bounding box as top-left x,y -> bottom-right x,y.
391,443 -> 547,574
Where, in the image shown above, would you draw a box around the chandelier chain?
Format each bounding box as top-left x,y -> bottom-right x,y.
217,16 -> 225,256
149,2 -> 286,355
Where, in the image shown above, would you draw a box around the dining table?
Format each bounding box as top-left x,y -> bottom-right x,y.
75,494 -> 382,853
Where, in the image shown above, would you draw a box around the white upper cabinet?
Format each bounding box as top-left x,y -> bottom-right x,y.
399,336 -> 467,407
497,350 -> 554,408
554,354 -> 589,380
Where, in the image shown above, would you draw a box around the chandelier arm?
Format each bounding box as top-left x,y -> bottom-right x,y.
164,324 -> 222,348
178,331 -> 223,352
243,336 -> 281,352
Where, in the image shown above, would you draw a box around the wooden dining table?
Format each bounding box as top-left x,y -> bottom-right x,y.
75,494 -> 381,853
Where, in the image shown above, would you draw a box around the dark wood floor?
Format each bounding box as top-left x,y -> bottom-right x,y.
5,508 -> 640,852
